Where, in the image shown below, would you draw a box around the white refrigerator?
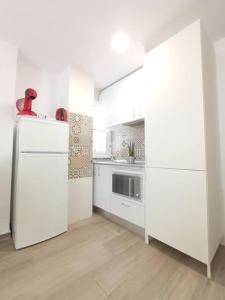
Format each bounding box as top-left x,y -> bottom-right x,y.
12,117 -> 69,249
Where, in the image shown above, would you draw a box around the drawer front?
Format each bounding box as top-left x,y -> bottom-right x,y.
110,196 -> 144,228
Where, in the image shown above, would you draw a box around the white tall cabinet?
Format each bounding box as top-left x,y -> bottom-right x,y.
144,20 -> 222,278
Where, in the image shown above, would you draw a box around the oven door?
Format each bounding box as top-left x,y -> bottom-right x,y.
112,170 -> 143,202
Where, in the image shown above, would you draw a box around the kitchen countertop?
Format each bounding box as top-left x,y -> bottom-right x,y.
93,159 -> 145,168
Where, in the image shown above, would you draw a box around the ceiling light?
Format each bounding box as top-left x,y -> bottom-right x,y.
111,32 -> 130,53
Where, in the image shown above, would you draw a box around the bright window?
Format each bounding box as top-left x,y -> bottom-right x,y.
93,102 -> 110,158
93,129 -> 107,154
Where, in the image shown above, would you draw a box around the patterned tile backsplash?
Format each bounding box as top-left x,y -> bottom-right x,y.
69,112 -> 93,179
109,124 -> 145,160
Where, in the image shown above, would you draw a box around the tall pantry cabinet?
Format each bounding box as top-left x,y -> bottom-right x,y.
144,20 -> 222,278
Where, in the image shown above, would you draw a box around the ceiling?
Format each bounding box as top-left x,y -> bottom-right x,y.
0,0 -> 224,89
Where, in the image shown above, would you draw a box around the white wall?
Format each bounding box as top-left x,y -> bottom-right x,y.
16,58 -> 94,225
0,40 -> 17,235
53,67 -> 70,111
68,68 -> 94,224
201,28 -> 223,259
16,55 -> 69,118
69,68 -> 94,116
215,37 -> 225,243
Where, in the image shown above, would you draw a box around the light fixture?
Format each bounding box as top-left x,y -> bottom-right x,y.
111,32 -> 130,53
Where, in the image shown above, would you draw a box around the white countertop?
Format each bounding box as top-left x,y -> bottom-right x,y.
93,159 -> 145,168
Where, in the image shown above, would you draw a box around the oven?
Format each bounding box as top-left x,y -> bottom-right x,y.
112,169 -> 144,202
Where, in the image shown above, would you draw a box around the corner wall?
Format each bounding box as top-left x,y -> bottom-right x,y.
0,40 -> 17,235
16,58 -> 94,225
215,37 -> 225,244
16,54 -> 69,118
68,68 -> 94,224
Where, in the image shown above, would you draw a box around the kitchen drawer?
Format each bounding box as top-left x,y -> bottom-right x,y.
110,196 -> 144,228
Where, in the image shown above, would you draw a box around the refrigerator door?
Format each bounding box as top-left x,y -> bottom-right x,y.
12,153 -> 68,249
16,117 -> 69,153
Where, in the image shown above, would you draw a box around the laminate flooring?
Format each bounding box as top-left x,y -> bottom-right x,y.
1,214 -> 225,300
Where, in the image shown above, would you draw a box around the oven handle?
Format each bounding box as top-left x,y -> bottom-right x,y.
112,169 -> 144,176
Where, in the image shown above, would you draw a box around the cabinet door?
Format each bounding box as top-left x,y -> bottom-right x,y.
100,69 -> 145,126
128,68 -> 145,120
110,196 -> 144,227
115,77 -> 134,124
144,21 -> 206,170
100,87 -> 115,126
145,167 -> 208,263
116,68 -> 145,123
93,165 -> 111,211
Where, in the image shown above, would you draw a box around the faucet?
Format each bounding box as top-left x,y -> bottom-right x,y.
111,155 -> 115,161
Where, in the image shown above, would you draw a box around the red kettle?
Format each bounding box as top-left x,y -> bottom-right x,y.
56,108 -> 68,122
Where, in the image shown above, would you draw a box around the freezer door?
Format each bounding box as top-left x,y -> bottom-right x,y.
12,153 -> 68,249
17,117 -> 69,153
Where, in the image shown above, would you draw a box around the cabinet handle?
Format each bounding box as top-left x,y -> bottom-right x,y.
133,108 -> 135,118
98,167 -> 100,176
121,202 -> 131,208
128,177 -> 132,197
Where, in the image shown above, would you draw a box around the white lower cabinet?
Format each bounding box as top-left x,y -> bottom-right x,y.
93,163 -> 145,228
110,196 -> 144,228
145,168 -> 208,264
93,164 -> 112,211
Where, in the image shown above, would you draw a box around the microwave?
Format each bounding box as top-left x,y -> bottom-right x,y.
112,169 -> 144,202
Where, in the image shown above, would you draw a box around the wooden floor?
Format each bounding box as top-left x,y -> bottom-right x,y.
1,214 -> 225,300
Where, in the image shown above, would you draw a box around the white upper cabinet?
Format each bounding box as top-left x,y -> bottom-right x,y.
100,83 -> 118,126
99,68 -> 145,126
144,21 -> 206,170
